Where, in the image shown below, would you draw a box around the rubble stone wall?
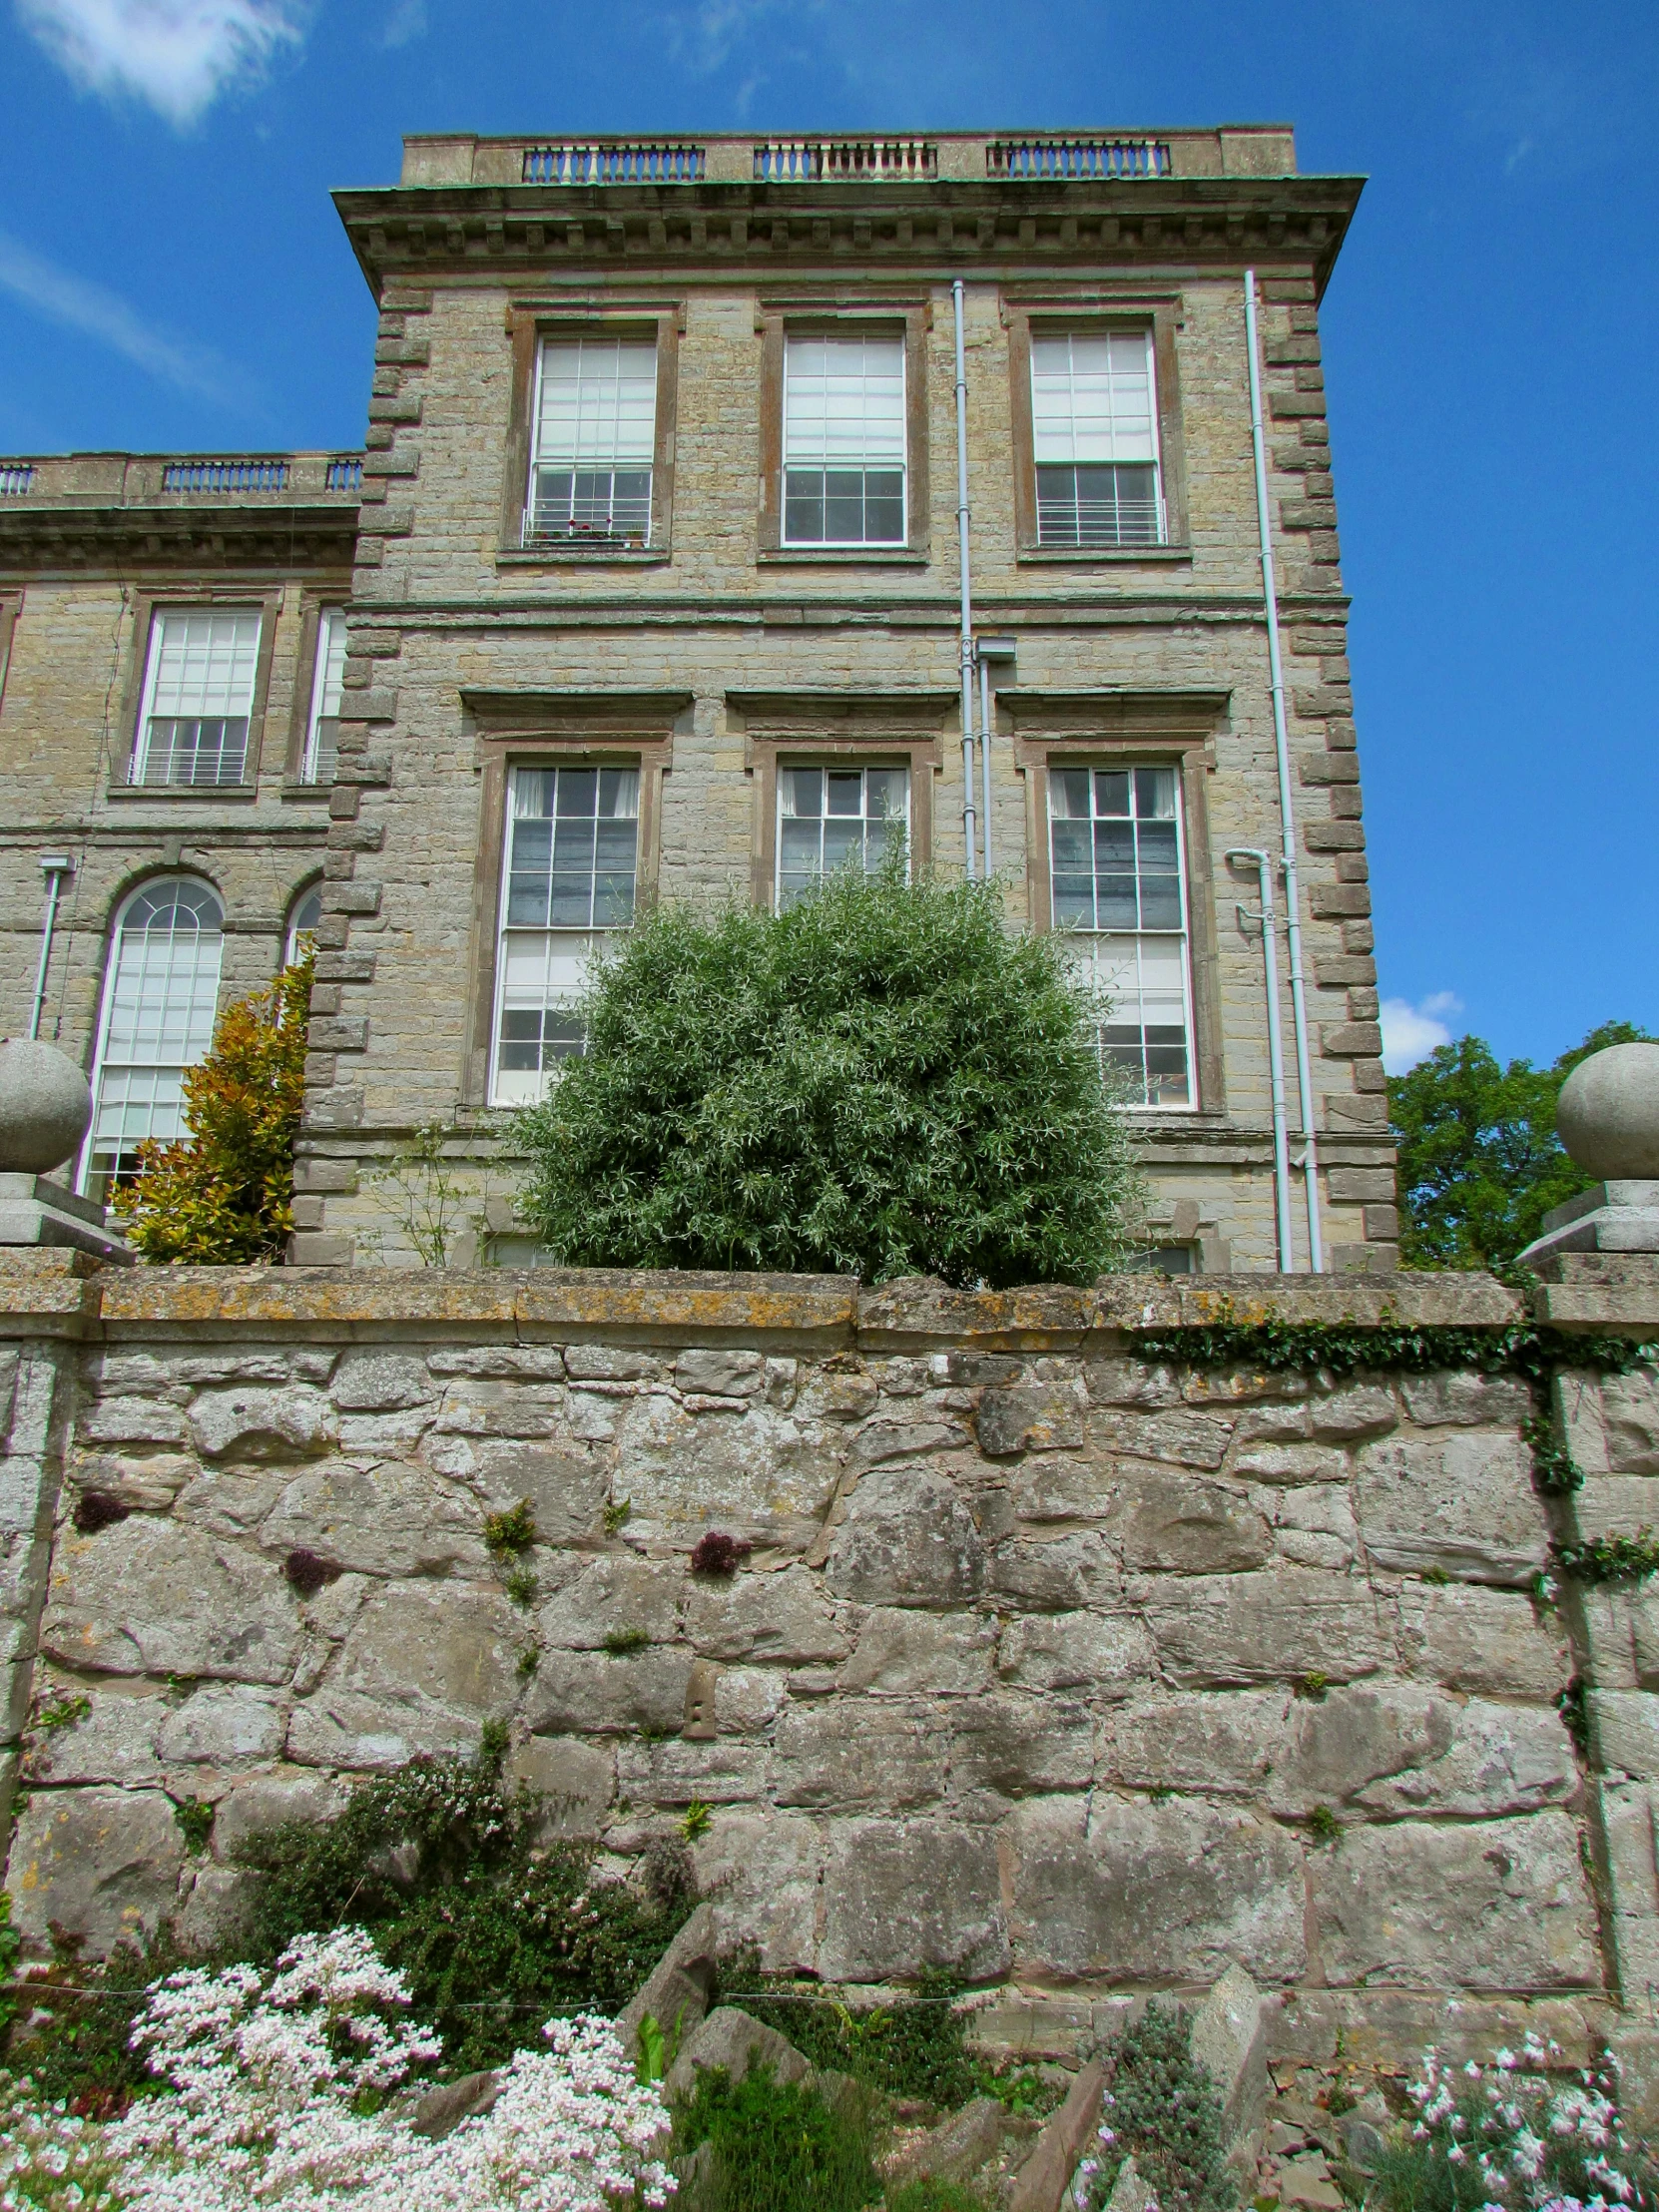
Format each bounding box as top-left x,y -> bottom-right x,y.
2,1252 -> 1655,2066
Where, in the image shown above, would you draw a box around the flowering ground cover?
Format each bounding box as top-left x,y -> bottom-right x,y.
0,1930 -> 675,2210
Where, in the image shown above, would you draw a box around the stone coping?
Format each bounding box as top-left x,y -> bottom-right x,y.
0,1252 -> 1553,1349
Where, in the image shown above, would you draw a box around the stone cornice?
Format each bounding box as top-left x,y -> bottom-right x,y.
333,171 -> 1365,303
0,500 -> 358,579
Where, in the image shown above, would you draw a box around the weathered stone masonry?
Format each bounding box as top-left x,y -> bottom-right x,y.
3,1251 -> 1659,2077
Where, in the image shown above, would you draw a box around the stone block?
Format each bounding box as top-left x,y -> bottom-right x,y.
1394,1582 -> 1568,1701
458,1440 -> 609,1544
685,1565 -> 848,1665
1004,1796 -> 1306,1983
78,1395 -> 187,1448
614,1394 -> 834,1550
838,1605 -> 993,1695
1601,1368 -> 1659,1472
995,1610 -> 1156,1696
1590,1689 -> 1659,1781
977,1382 -> 1087,1457
1397,1371 -> 1531,1429
1009,1454 -> 1120,1522
824,1465 -> 985,1607
537,1555 -> 684,1650
616,1736 -> 768,1806
157,1684 -> 286,1767
987,1531 -> 1124,1611
1355,1432 -> 1547,1584
22,1687 -> 169,1786
1113,1472 -> 1271,1574
887,2096 -> 1016,2191
330,1577 -> 524,1717
1309,1386 -> 1395,1441
212,1767 -> 343,1857
330,1352 -> 436,1411
774,1700 -> 946,1809
1310,1812 -> 1598,1989
43,1519 -> 301,1684
1299,1688 -> 1573,1818
1145,1567 -> 1388,1687
950,1693 -> 1095,1799
8,1786 -> 184,1953
1098,1690 -> 1288,1797
1007,2062 -> 1106,2212
263,1460 -> 489,1578
820,1817 -> 1008,1981
176,1862 -> 255,1954
1595,1780 -> 1659,1919
675,1349 -> 766,1396
1090,1406 -> 1233,1470
505,1735 -> 614,1839
190,1385 -> 336,1461
690,1810 -> 822,1970
287,1691 -> 484,1771
617,1899 -> 718,2062
664,2005 -> 810,2101
1188,1961 -> 1268,2144
523,1646 -> 692,1737
1229,1441 -> 1347,1484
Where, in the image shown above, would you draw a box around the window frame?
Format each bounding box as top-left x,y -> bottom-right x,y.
458,690 -> 686,1107
775,759 -> 913,909
728,691 -> 947,908
757,300 -> 931,564
79,871 -> 226,1198
0,593 -> 20,717
1009,693 -> 1227,1117
284,596 -> 351,792
488,759 -> 646,1107
499,303 -> 683,565
1003,293 -> 1190,563
114,589 -> 280,797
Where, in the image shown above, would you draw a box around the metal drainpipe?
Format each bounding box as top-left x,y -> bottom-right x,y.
978,652 -> 993,879
1228,848 -> 1294,1271
951,278 -> 977,878
28,855 -> 73,1041
1244,270 -> 1324,1271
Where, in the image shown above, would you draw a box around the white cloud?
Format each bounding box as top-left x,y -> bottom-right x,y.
1381,990 -> 1464,1075
16,0 -> 306,125
0,228 -> 242,405
377,0 -> 424,47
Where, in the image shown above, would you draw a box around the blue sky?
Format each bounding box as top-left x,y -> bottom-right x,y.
2,0 -> 1654,1075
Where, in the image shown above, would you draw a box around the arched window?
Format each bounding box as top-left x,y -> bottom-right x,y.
82,876 -> 224,1197
284,881 -> 324,967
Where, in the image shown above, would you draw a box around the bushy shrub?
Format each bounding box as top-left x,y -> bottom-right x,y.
514,861 -> 1139,1288
675,2060 -> 879,2212
1369,2035 -> 1654,2211
1071,2003 -> 1234,2212
112,950 -> 312,1265
232,1732 -> 689,2072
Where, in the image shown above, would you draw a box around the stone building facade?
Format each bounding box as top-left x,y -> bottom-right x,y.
0,126 -> 1393,1272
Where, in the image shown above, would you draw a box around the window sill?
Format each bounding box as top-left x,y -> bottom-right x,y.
496,545 -> 670,569
280,783 -> 334,804
1017,543 -> 1193,566
105,782 -> 259,803
760,547 -> 930,568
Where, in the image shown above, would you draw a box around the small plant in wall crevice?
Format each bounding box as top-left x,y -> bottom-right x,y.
690,1529 -> 751,1577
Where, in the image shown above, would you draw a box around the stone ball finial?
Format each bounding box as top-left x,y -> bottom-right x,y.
1556,1041 -> 1659,1181
0,1038 -> 94,1176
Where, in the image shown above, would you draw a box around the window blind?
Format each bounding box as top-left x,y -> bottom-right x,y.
534,339 -> 658,468
1031,330 -> 1157,465
784,336 -> 905,468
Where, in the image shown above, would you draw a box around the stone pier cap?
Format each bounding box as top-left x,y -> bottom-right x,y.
0,1249 -> 1540,1352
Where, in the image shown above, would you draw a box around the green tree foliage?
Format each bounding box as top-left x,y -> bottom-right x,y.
514,862 -> 1139,1287
1389,1019 -> 1654,1270
111,950 -> 313,1265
